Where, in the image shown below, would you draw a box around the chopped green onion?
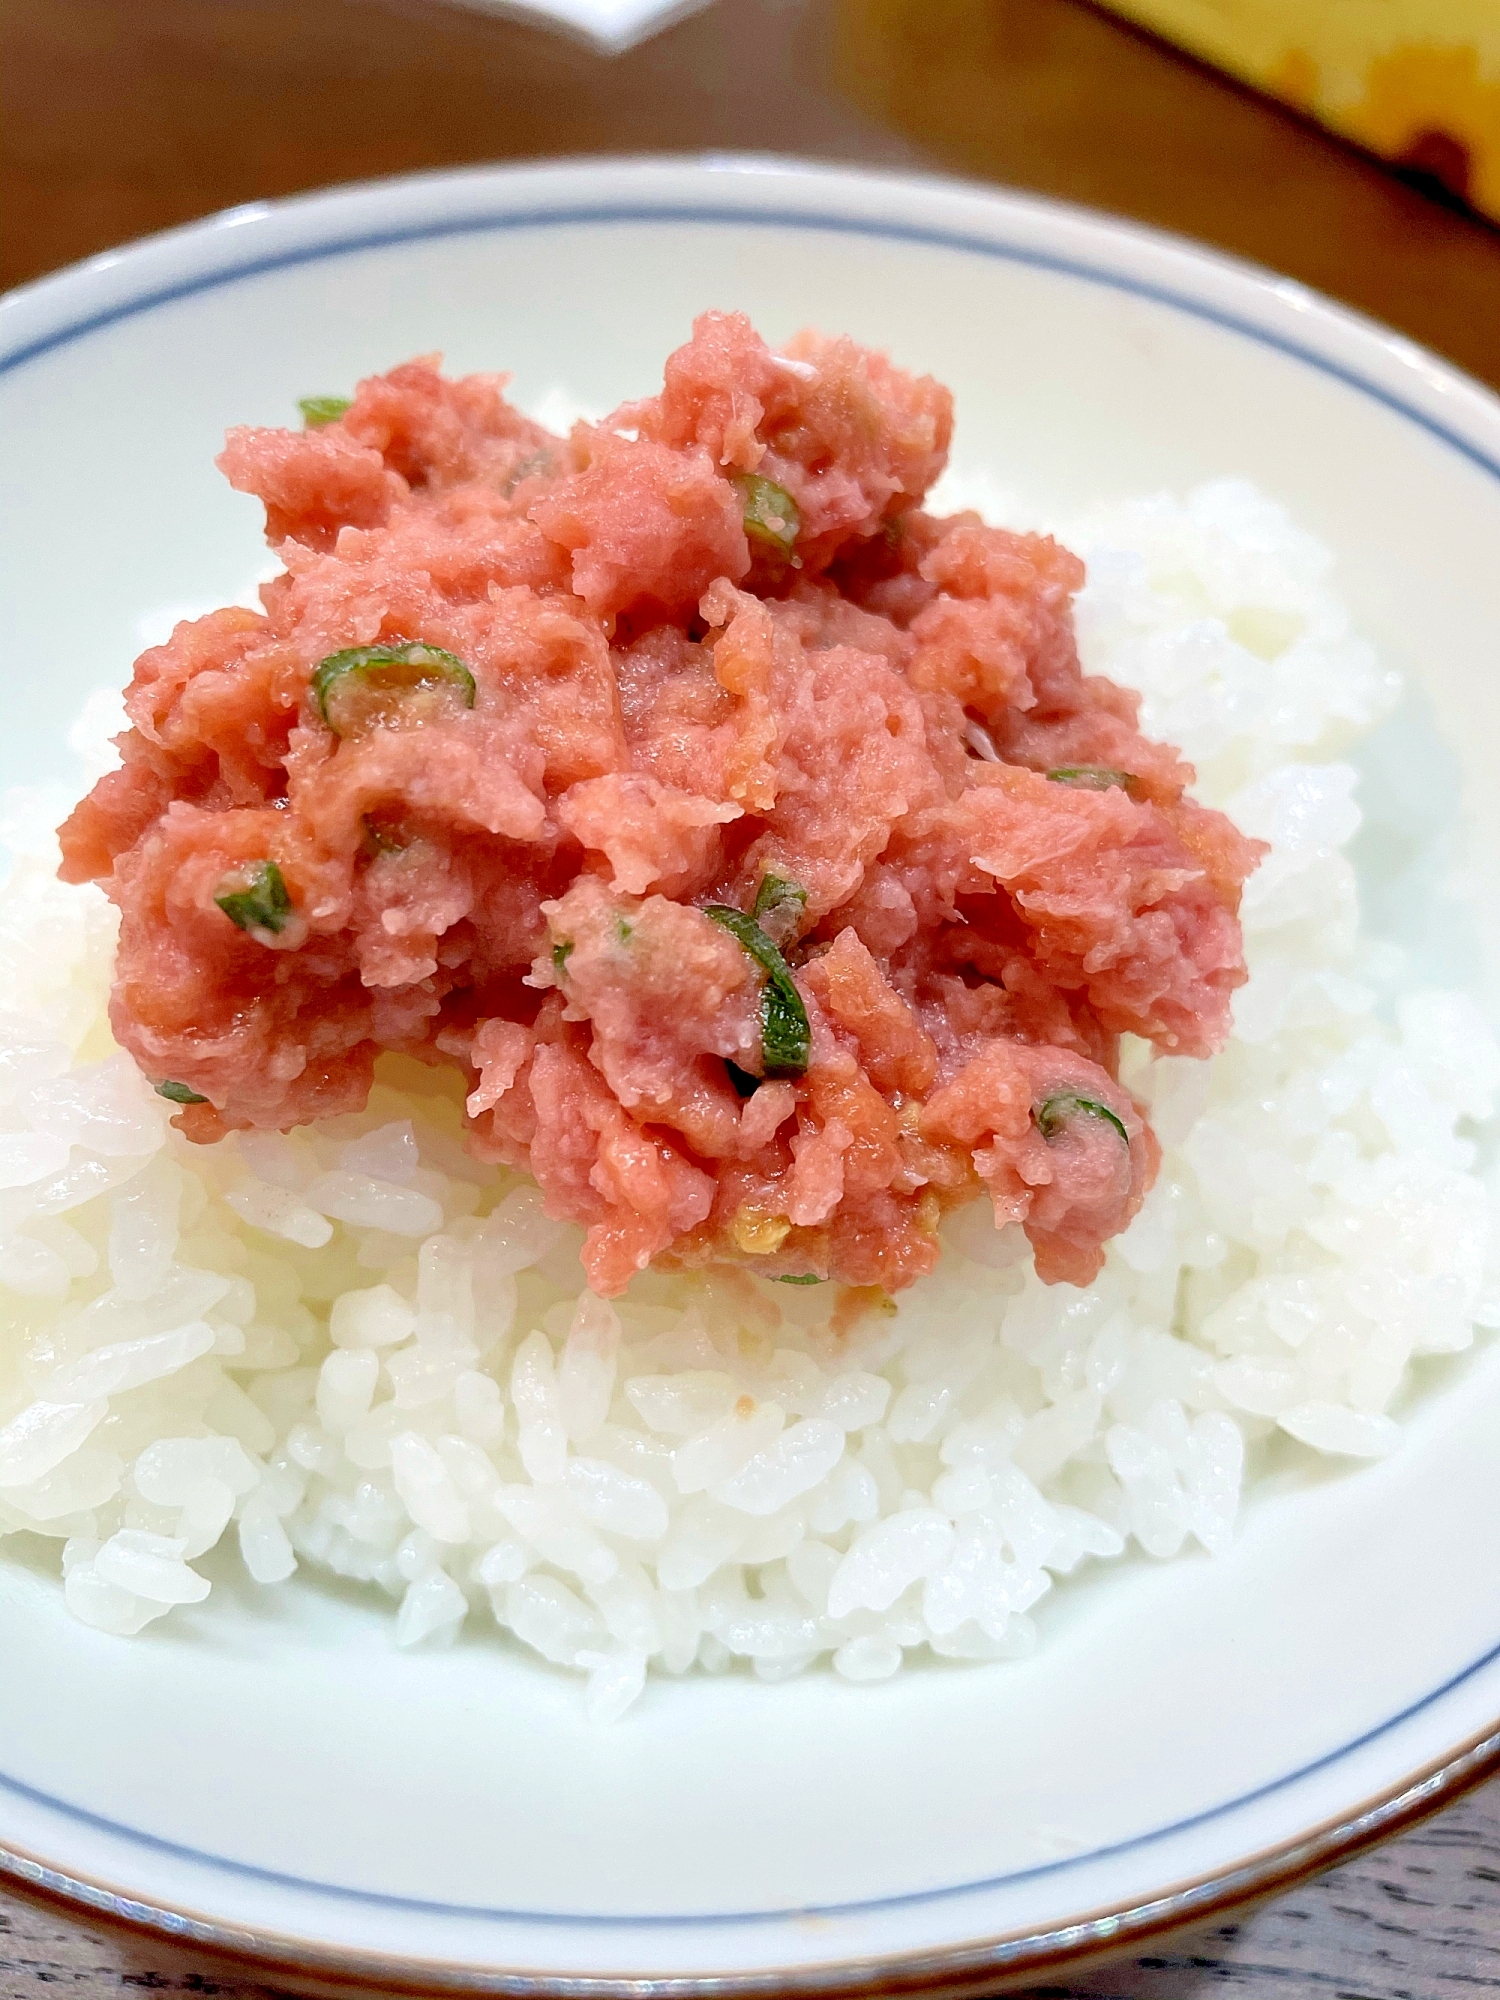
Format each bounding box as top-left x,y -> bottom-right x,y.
215,860 -> 293,936
776,1273 -> 825,1285
733,473 -> 800,557
312,642 -> 476,736
155,1079 -> 207,1105
751,872 -> 807,946
725,1059 -> 761,1099
704,905 -> 810,1078
1034,1092 -> 1130,1147
298,396 -> 351,428
1046,766 -> 1136,792
552,940 -> 574,975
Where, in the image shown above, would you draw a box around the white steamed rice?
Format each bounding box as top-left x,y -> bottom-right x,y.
3,477 -> 1498,1723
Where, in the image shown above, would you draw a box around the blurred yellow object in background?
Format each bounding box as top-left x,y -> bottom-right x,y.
1096,0 -> 1500,219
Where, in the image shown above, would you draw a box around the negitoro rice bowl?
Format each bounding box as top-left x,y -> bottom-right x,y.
2,311 -> 1497,1729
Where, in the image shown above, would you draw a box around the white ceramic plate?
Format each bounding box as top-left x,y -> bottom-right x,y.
2,156 -> 1499,1996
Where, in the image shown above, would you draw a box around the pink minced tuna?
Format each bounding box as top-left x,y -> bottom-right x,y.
60,313 -> 1263,1297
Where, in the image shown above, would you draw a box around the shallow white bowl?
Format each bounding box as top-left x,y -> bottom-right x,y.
2,155 -> 1499,1996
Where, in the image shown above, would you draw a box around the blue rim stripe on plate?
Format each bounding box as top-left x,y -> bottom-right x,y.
2,198 -> 1498,486
3,1627 -> 1500,1926
2,186 -> 1497,1935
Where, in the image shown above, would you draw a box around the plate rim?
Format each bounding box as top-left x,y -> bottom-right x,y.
4,1724 -> 1497,1994
3,150 -> 1499,444
3,147 -> 1498,1994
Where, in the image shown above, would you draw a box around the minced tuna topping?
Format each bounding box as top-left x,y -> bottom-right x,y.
58,313 -> 1263,1298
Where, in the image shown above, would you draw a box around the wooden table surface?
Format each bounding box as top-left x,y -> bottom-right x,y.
3,0 -> 1499,1991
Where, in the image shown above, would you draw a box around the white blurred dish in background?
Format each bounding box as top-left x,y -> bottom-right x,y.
435,0 -> 714,55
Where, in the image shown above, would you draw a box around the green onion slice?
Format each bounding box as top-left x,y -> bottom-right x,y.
1046,766 -> 1136,792
298,396 -> 351,428
552,940 -> 574,975
776,1273 -> 825,1285
312,642 -> 476,736
1034,1092 -> 1130,1147
733,473 -> 800,556
155,1080 -> 207,1105
751,871 -> 807,946
704,905 -> 810,1078
214,860 -> 293,936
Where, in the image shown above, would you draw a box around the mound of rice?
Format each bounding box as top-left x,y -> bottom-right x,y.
3,478 -> 1497,1722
